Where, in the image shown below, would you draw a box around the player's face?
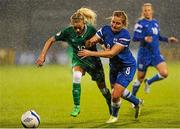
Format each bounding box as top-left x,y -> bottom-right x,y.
143,6 -> 153,20
111,16 -> 123,32
72,19 -> 85,35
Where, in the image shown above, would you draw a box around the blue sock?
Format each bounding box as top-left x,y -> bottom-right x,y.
123,89 -> 140,105
132,79 -> 141,96
147,73 -> 164,85
111,101 -> 121,117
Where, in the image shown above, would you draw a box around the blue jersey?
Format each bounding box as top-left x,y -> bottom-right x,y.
133,19 -> 168,71
97,25 -> 136,68
96,25 -> 136,87
133,18 -> 168,56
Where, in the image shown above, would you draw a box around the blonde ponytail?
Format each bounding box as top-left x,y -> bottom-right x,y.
77,7 -> 97,27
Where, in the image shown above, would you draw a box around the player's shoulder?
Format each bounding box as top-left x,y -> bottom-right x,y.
139,18 -> 158,25
137,18 -> 144,24
64,26 -> 73,31
119,28 -> 130,39
120,28 -> 129,33
98,25 -> 111,34
56,26 -> 73,35
86,24 -> 96,31
152,18 -> 158,22
152,18 -> 159,24
97,25 -> 111,34
137,18 -> 148,26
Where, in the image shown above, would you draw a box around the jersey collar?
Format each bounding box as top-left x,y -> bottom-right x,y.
76,25 -> 87,38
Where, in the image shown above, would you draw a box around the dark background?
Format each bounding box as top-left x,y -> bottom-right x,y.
0,0 -> 179,64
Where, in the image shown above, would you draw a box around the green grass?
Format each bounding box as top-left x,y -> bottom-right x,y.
0,62 -> 180,128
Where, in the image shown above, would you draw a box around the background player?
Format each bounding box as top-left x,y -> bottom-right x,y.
132,3 -> 178,96
36,7 -> 111,117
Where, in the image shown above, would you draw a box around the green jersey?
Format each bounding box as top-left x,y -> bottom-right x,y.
55,24 -> 97,68
54,24 -> 105,82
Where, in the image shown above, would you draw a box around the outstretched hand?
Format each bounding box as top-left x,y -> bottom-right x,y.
36,56 -> 45,67
168,37 -> 178,43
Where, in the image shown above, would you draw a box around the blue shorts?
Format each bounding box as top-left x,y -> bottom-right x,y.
137,54 -> 165,72
109,64 -> 136,88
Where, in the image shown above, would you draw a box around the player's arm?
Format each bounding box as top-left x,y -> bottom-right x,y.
78,44 -> 124,58
159,33 -> 178,43
133,22 -> 152,43
85,34 -> 102,48
133,22 -> 144,42
85,26 -> 105,48
36,36 -> 56,66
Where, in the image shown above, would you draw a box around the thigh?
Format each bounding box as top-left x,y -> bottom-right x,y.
137,50 -> 151,72
152,54 -> 165,67
96,81 -> 106,89
137,57 -> 150,72
116,65 -> 136,88
156,61 -> 168,74
86,58 -> 105,82
109,67 -> 119,85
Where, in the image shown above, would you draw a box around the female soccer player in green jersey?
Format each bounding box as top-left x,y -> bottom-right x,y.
36,7 -> 111,117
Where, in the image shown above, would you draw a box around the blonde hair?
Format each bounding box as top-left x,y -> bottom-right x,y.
112,10 -> 128,28
76,7 -> 97,27
140,3 -> 154,19
70,12 -> 84,22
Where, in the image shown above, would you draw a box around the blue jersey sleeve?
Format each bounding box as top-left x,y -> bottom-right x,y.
155,21 -> 168,43
115,30 -> 130,47
159,33 -> 168,42
133,20 -> 145,42
96,27 -> 104,39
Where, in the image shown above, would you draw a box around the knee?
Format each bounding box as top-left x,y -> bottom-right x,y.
159,71 -> 168,78
112,96 -> 120,102
138,76 -> 145,83
112,90 -> 121,102
73,71 -> 82,83
112,91 -> 121,102
137,73 -> 146,82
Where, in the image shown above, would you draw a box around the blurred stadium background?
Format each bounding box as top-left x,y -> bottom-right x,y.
1,0 -> 180,128
0,0 -> 180,65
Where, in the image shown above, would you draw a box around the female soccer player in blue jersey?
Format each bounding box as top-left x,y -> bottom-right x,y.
78,10 -> 143,123
36,8 -> 111,117
131,3 -> 178,96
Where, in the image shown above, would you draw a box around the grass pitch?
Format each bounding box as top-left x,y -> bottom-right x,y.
0,62 -> 180,128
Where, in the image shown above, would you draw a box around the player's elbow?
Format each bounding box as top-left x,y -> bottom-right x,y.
50,37 -> 56,43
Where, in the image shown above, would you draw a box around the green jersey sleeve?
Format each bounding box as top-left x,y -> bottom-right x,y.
54,28 -> 68,41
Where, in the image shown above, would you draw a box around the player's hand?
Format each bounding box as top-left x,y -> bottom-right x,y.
78,49 -> 92,59
36,56 -> 45,67
168,37 -> 178,43
145,36 -> 153,43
